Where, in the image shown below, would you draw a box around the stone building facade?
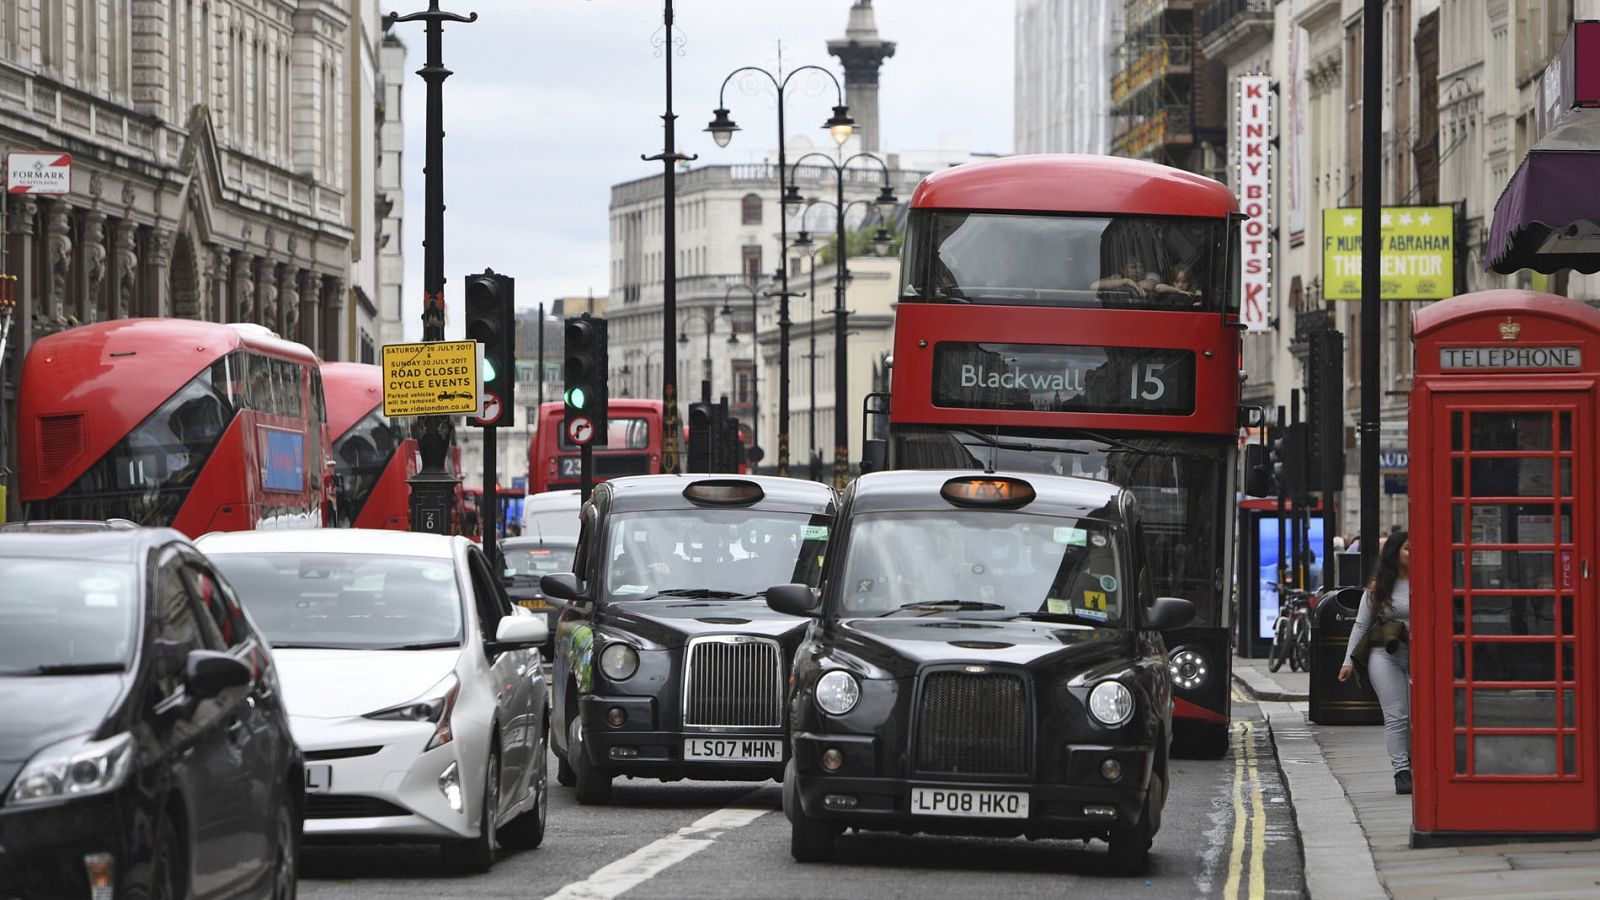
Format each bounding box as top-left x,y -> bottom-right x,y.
0,0 -> 401,514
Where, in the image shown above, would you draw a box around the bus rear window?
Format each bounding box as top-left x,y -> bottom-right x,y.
901,212 -> 1227,312
559,417 -> 651,451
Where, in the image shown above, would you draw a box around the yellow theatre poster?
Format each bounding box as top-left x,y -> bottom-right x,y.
1322,206 -> 1456,301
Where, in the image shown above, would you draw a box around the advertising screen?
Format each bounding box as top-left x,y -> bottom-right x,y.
1256,516 -> 1326,641
261,427 -> 305,492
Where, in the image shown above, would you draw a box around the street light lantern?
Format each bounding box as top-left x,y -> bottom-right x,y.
678,331 -> 690,345
793,229 -> 813,248
825,106 -> 855,145
719,303 -> 735,317
782,184 -> 805,206
871,227 -> 895,257
876,185 -> 898,205
705,107 -> 739,148
727,332 -> 740,344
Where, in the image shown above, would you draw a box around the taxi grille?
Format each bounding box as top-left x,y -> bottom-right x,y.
914,671 -> 1030,776
683,636 -> 784,728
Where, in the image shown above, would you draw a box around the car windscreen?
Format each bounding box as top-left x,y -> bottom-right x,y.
836,511 -> 1128,625
208,552 -> 463,650
505,545 -> 576,585
0,560 -> 138,675
602,509 -> 831,601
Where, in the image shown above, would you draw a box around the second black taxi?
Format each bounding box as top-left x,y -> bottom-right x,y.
539,475 -> 836,803
765,470 -> 1194,875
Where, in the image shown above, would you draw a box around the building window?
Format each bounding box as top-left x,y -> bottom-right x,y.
735,365 -> 754,405
359,330 -> 376,364
741,192 -> 763,226
741,245 -> 762,285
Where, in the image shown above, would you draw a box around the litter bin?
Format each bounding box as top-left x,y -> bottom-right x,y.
1308,587 -> 1383,725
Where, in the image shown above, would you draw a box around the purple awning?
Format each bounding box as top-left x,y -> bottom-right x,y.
1486,150 -> 1600,275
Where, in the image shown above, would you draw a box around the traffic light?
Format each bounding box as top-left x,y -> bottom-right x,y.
464,271 -> 515,427
1270,423 -> 1308,499
687,401 -> 713,472
564,315 -> 609,446
1304,329 -> 1346,494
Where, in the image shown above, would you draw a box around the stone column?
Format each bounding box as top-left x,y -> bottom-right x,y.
211,247 -> 232,322
279,265 -> 300,339
113,219 -> 139,319
232,250 -> 254,322
298,268 -> 319,349
256,257 -> 279,332
43,200 -> 72,325
81,211 -> 108,325
321,275 -> 345,361
145,228 -> 174,318
13,197 -> 38,358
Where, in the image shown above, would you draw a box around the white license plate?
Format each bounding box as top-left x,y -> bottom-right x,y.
304,764 -> 332,794
684,738 -> 782,762
910,786 -> 1029,819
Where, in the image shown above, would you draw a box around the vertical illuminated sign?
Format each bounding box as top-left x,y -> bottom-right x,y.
1236,74 -> 1272,333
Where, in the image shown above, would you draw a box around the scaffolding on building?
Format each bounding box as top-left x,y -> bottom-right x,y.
1110,0 -> 1202,170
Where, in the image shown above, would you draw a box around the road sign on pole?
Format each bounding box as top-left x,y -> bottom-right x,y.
566,415 -> 595,446
472,392 -> 503,427
381,340 -> 479,417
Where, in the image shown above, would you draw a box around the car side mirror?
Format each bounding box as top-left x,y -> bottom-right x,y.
1242,443 -> 1272,498
861,438 -> 887,475
489,615 -> 549,654
1145,597 -> 1196,631
184,650 -> 253,700
540,573 -> 588,604
502,569 -> 517,587
766,583 -> 821,618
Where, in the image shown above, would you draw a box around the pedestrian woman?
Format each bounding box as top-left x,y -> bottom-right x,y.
1338,532 -> 1412,794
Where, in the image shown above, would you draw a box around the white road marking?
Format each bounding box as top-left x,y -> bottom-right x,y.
542,788 -> 776,900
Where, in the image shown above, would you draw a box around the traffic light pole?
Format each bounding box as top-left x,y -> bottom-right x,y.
581,444 -> 594,503
386,0 -> 474,534
482,425 -> 498,569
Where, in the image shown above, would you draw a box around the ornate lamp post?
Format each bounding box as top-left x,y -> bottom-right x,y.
786,153 -> 896,489
720,281 -> 766,462
707,64 -> 851,476
678,308 -> 723,399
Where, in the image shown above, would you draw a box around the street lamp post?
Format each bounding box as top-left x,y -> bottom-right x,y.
786,157 -> 896,489
789,232 -> 823,482
678,308 -> 722,399
384,0 -> 475,533
707,64 -> 852,477
720,281 -> 766,462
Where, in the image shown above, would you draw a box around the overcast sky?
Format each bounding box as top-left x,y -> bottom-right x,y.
378,0 -> 1015,340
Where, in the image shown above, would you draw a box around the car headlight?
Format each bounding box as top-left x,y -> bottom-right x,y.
600,643 -> 639,681
815,670 -> 861,716
8,732 -> 134,807
1168,647 -> 1210,692
364,673 -> 460,751
1088,681 -> 1135,727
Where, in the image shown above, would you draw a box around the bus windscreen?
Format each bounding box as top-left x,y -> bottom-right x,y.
904,213 -> 1228,312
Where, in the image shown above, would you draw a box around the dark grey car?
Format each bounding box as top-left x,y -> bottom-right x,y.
501,536 -> 578,659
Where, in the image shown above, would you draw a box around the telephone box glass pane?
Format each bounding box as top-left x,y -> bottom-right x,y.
1452,459 -> 1464,496
1469,412 -> 1553,451
1463,550 -> 1556,589
1467,596 -> 1557,635
1464,504 -> 1560,544
1472,641 -> 1555,681
1452,596 -> 1467,634
1560,459 -> 1572,497
1475,735 -> 1557,775
1564,735 -> 1577,775
1471,688 -> 1557,727
1454,689 -> 1466,727
1559,412 -> 1572,450
1454,734 -> 1468,774
1562,690 -> 1577,727
1452,505 -> 1464,543
1469,459 -> 1554,498
1452,411 -> 1464,450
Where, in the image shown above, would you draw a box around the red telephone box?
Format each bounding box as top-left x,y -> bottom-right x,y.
1412,290 -> 1600,843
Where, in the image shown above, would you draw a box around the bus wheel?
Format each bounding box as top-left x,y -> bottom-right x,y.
1172,721 -> 1229,760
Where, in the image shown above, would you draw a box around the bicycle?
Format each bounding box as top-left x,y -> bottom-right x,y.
1268,584 -> 1316,673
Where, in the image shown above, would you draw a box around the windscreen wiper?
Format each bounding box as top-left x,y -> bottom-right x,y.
890,600 -> 1007,614
649,588 -> 756,600
1012,610 -> 1114,627
25,662 -> 127,675
1074,429 -> 1216,463
956,429 -> 1087,455
381,641 -> 462,651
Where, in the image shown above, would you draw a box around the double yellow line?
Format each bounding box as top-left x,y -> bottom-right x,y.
1223,721 -> 1267,899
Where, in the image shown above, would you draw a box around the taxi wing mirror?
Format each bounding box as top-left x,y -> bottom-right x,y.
540,573 -> 589,604
766,583 -> 821,618
860,439 -> 887,475
1242,443 -> 1272,498
1145,597 -> 1195,631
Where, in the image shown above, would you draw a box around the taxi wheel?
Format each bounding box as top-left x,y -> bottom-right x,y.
1173,721 -> 1230,760
148,813 -> 184,900
784,759 -> 836,863
441,749 -> 499,874
569,716 -> 613,805
501,727 -> 548,850
1105,795 -> 1153,876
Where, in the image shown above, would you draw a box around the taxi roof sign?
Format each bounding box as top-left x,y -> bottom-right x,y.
381,340 -> 480,417
940,476 -> 1036,508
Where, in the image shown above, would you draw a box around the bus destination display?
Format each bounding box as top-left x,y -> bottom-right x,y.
932,342 -> 1195,416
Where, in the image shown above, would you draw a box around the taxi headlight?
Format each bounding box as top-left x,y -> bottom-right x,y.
600,643 -> 639,681
815,670 -> 860,716
1168,647 -> 1210,692
1088,681 -> 1135,727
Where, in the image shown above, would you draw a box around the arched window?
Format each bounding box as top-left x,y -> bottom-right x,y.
741,192 -> 762,226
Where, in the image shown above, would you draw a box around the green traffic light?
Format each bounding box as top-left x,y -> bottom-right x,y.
482,358 -> 497,382
565,387 -> 587,409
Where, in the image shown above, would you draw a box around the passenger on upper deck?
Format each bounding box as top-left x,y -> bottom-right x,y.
1151,263 -> 1205,309
1090,258 -> 1158,299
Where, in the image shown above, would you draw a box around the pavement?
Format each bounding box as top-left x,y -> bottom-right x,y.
1233,656 -> 1600,899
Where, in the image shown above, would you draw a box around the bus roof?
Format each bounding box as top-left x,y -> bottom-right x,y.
537,399 -> 664,415
320,362 -> 385,439
910,154 -> 1238,219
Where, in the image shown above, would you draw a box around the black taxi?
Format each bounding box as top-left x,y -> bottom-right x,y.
539,475 -> 836,804
764,470 -> 1194,874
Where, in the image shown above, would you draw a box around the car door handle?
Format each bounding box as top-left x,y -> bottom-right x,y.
226,719 -> 247,747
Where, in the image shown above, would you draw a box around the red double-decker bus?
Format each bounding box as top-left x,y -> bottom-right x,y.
19,319 -> 332,535
321,362 -> 415,529
527,399 -> 664,494
878,154 -> 1243,757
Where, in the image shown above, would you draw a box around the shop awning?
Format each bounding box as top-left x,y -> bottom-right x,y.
1486,21 -> 1600,275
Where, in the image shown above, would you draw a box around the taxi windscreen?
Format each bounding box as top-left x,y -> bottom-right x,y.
837,511 -> 1128,624
602,509 -> 830,600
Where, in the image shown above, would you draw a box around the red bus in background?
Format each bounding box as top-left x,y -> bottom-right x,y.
527,399 -> 664,494
878,154 -> 1244,758
321,362 -> 415,529
19,319 -> 332,535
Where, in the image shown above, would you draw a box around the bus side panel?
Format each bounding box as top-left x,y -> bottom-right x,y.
354,439 -> 419,530
172,418 -> 253,538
